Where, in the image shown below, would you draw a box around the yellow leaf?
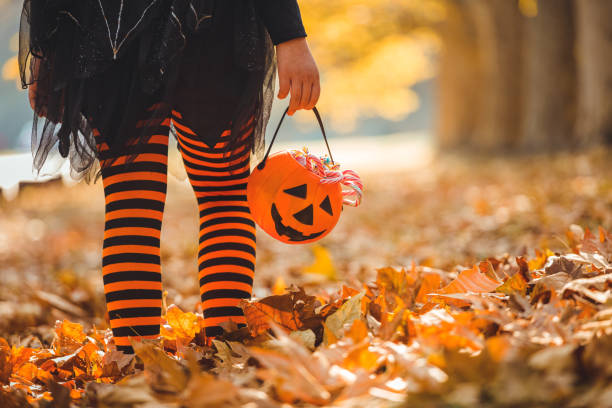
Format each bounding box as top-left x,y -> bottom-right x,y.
272,276 -> 287,295
303,245 -> 336,280
289,329 -> 316,350
496,273 -> 528,296
324,291 -> 365,341
161,304 -> 200,342
322,321 -> 338,346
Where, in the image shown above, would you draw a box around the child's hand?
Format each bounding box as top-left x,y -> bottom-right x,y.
276,37 -> 320,116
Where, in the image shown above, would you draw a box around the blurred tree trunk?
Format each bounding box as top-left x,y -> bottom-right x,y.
436,0 -> 481,149
521,0 -> 576,151
437,0 -> 524,151
574,0 -> 612,145
468,0 -> 524,150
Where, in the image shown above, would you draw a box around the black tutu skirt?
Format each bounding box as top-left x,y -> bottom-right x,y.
19,0 -> 276,179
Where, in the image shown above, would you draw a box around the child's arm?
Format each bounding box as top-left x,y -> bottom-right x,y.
256,0 -> 320,115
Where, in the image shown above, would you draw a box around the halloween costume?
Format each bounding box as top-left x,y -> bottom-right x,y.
19,0 -> 306,177
99,112 -> 255,353
20,0 -> 306,352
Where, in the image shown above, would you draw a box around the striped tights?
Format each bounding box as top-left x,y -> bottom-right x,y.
96,110 -> 255,353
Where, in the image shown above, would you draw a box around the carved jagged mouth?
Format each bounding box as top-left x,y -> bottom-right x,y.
271,204 -> 326,242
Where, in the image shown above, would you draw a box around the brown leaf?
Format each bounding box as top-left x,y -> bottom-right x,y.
545,255 -> 585,278
516,256 -> 531,282
0,338 -> 11,384
34,290 -> 86,317
240,287 -> 322,337
561,274 -> 612,304
131,340 -> 189,394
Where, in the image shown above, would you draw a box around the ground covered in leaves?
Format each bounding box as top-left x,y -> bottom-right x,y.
0,148 -> 611,407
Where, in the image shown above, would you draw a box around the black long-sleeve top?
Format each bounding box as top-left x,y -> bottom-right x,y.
256,0 -> 307,45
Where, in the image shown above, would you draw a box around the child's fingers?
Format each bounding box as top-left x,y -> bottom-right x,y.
288,80 -> 303,116
305,79 -> 320,110
301,81 -> 313,111
278,73 -> 290,99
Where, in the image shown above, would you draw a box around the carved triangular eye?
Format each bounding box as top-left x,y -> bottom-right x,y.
283,184 -> 307,199
293,204 -> 314,225
319,196 -> 333,216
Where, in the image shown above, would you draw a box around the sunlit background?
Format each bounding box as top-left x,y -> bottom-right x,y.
0,0 -> 610,340
2,1 -> 611,186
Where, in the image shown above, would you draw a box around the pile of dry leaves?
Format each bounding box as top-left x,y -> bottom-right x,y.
1,226 -> 610,407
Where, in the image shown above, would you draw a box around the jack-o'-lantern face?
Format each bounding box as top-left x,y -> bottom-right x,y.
247,151 -> 343,244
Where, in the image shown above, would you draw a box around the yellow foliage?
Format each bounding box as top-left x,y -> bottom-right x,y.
272,276 -> 287,295
2,55 -> 20,88
303,245 -> 337,280
299,0 -> 444,131
518,0 -> 538,18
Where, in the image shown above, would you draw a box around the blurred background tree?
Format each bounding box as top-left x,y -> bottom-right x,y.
436,0 -> 612,151
1,0 -> 611,153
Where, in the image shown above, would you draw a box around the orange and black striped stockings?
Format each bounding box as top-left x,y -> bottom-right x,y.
96,112 -> 255,353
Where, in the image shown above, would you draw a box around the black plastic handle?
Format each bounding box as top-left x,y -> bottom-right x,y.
257,106 -> 334,170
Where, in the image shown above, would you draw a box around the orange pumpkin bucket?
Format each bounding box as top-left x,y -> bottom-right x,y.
247,107 -> 363,244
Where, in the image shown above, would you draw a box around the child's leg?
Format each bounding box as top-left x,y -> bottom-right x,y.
95,122 -> 170,354
171,111 -> 255,338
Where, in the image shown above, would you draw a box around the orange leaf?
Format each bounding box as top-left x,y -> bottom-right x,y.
343,343 -> 381,371
272,276 -> 287,295
485,336 -> 512,363
70,389 -> 83,399
416,273 -> 442,303
346,319 -> 368,343
436,265 -> 500,294
342,285 -> 361,299
161,304 -> 201,342
13,362 -> 38,382
54,320 -> 87,354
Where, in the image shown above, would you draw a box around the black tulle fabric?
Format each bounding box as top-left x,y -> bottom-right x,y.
19,0 -> 275,180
